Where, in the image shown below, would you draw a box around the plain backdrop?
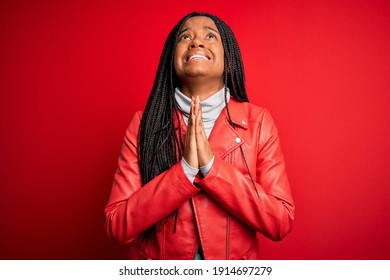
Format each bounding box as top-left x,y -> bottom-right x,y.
1,0 -> 389,259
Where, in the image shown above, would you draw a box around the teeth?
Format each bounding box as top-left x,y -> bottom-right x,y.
189,54 -> 208,61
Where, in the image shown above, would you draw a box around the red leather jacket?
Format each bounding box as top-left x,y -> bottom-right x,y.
105,99 -> 294,259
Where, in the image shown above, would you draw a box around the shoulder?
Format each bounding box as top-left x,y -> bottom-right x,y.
229,99 -> 273,124
124,110 -> 144,138
128,110 -> 144,126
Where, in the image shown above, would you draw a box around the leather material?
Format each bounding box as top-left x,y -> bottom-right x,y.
105,99 -> 295,259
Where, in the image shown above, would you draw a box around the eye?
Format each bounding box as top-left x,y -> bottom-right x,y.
179,34 -> 191,40
206,33 -> 217,39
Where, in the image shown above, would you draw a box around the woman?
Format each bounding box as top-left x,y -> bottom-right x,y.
105,12 -> 294,260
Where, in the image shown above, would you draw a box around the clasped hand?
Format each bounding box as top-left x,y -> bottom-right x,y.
183,96 -> 213,169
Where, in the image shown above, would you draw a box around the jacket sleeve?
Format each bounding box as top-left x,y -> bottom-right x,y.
104,112 -> 200,244
195,109 -> 295,241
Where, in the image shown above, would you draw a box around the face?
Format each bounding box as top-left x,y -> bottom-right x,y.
174,16 -> 224,85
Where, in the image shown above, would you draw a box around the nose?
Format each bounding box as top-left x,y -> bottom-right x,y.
189,37 -> 204,49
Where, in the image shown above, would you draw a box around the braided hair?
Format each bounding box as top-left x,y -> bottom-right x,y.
138,12 -> 249,240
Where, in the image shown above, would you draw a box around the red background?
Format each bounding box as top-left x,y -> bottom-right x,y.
1,0 -> 389,259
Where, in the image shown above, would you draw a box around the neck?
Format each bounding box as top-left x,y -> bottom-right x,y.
174,87 -> 230,138
178,78 -> 224,101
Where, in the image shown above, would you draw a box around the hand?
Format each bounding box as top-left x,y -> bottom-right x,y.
183,96 -> 199,168
194,96 -> 213,166
183,96 -> 213,168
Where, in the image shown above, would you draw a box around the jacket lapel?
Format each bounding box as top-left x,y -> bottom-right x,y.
208,99 -> 248,159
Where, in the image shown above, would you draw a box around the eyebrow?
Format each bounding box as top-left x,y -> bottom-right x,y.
205,26 -> 220,34
178,28 -> 189,35
178,26 -> 220,35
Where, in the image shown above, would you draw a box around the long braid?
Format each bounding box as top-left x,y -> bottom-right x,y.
138,14 -> 194,241
214,15 -> 259,197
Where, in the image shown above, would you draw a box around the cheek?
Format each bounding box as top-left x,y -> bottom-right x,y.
173,52 -> 181,73
215,44 -> 225,68
217,50 -> 225,70
173,46 -> 185,72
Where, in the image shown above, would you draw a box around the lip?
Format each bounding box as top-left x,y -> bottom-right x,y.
185,51 -> 211,62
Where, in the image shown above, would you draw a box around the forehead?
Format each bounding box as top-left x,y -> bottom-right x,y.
181,16 -> 218,30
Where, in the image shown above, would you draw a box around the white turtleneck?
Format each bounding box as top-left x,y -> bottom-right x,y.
174,86 -> 230,182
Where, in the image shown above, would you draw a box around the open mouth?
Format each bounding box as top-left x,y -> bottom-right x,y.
186,54 -> 210,62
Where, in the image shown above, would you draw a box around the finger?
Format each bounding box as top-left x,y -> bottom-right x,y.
197,96 -> 202,125
183,97 -> 199,168
188,97 -> 195,126
195,96 -> 206,138
190,99 -> 198,141
194,96 -> 202,134
185,97 -> 197,147
193,96 -> 199,118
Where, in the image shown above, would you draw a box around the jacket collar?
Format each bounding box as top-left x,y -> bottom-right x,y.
174,98 -> 248,131
222,98 -> 248,130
